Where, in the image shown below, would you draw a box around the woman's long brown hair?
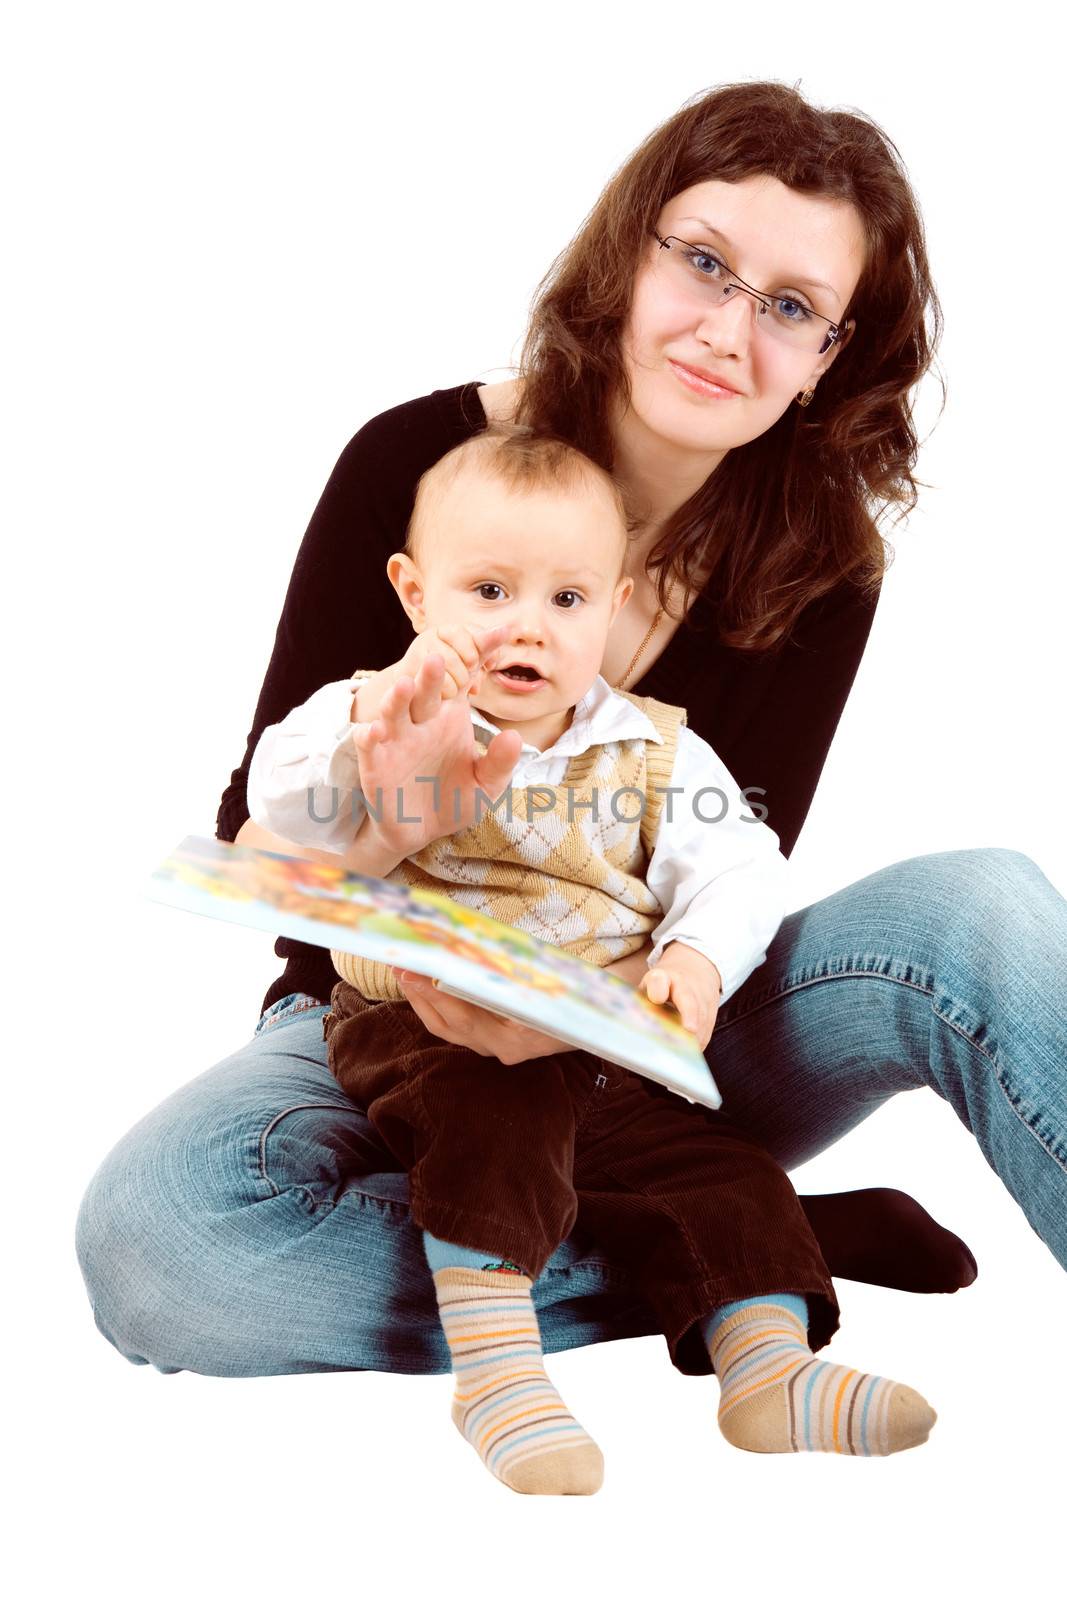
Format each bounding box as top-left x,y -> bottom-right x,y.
515,81 -> 943,650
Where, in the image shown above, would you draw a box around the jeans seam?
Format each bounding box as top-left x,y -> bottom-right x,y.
721,966 -> 1067,1179
718,964 -> 937,1032
257,1100 -> 363,1198
951,1020 -> 1067,1177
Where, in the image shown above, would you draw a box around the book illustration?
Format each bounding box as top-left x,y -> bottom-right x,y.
148,836 -> 722,1108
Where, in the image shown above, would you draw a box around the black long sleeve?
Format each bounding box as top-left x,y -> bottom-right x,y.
640,578 -> 880,858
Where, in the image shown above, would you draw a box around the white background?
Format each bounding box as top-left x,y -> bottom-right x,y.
4,2 -> 1065,1595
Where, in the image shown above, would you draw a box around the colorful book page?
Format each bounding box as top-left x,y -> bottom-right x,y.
148,835 -> 721,1109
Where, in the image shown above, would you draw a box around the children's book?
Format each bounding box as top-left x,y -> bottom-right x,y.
148,836 -> 722,1109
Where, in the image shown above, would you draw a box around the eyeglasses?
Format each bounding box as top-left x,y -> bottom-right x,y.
652,231 -> 848,356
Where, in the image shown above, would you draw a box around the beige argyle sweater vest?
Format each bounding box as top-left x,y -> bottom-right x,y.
331,690 -> 686,1002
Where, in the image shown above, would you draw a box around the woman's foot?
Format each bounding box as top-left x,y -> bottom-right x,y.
432,1266 -> 604,1495
707,1302 -> 936,1456
799,1188 -> 978,1292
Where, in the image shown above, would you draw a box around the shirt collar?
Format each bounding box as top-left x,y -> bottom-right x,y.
470,674 -> 662,760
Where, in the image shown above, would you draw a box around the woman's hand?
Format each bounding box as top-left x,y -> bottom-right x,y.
353,635 -> 522,856
637,943 -> 722,1052
392,970 -> 572,1064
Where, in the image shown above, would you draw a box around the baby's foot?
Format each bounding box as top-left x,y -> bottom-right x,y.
432,1266 -> 604,1494
708,1304 -> 936,1456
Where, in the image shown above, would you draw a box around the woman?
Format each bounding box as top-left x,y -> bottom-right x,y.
75,81 -> 1065,1379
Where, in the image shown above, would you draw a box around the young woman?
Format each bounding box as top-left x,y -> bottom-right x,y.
75,81 -> 1065,1379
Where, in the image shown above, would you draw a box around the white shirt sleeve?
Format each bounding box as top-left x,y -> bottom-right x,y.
247,678 -> 367,854
643,724 -> 789,1004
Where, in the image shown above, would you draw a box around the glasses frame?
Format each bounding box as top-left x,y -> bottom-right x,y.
652,231 -> 847,356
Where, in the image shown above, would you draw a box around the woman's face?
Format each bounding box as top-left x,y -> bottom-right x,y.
620,175 -> 867,461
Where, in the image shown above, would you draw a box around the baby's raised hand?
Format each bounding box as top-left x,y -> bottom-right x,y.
638,944 -> 723,1052
355,624 -> 510,725
405,623 -> 507,701
351,635 -> 522,856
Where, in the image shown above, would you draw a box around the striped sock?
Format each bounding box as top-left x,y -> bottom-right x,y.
431,1266 -> 604,1495
705,1302 -> 937,1456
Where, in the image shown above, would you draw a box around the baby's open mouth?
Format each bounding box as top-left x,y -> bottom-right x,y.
497,665 -> 542,681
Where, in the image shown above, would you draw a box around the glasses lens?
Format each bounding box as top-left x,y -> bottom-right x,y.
657,239 -> 832,354
759,297 -> 834,354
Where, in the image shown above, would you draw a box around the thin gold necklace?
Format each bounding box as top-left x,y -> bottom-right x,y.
613,575 -> 678,690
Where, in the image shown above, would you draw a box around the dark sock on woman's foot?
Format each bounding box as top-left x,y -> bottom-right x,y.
799,1188 -> 978,1293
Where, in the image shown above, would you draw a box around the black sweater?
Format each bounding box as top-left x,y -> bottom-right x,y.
217,383 -> 880,1014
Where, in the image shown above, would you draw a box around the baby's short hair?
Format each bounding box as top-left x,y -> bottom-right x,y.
406,425 -> 631,566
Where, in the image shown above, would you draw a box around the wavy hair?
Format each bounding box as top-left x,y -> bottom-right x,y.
515,80 -> 944,649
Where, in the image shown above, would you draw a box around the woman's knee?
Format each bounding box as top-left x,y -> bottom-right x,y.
74,1137 -> 188,1372
876,847 -> 1064,1051
72,1024 -> 381,1374
887,844 -> 1035,899
872,847 -> 1056,952
936,848 -> 1059,949
936,846 -> 1046,899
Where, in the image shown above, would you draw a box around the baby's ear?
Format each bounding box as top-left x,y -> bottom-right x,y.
612,574 -> 635,617
387,553 -> 428,630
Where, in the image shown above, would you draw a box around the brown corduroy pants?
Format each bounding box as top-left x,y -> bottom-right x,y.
324,980 -> 840,1374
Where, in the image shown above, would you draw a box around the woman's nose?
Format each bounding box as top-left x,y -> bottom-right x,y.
694,288 -> 755,358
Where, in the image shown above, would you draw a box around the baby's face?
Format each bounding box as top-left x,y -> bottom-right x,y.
394,470 -> 633,747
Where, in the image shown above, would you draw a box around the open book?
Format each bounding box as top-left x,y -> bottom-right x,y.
148,835 -> 722,1109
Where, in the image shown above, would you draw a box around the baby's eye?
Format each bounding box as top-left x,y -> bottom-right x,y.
554,590 -> 583,609
475,583 -> 505,600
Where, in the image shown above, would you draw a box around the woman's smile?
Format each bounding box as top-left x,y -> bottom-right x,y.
667,358 -> 747,400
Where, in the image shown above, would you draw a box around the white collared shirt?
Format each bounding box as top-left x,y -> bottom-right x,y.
247,673 -> 788,1002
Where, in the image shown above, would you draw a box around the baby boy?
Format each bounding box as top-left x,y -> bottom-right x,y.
248,428 -> 935,1495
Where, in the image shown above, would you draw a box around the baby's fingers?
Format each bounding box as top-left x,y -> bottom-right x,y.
675,994 -> 701,1034
639,970 -> 700,1034
435,625 -> 486,674
475,728 -> 523,795
674,993 -> 707,1039
377,673 -> 418,722
350,718 -> 386,751
352,675 -> 420,747
466,624 -> 512,691
408,657 -> 454,720
662,975 -> 699,1032
474,623 -> 512,665
639,969 -> 672,1006
424,626 -> 505,692
424,643 -> 476,701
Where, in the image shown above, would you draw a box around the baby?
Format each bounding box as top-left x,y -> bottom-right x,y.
248,429 -> 936,1494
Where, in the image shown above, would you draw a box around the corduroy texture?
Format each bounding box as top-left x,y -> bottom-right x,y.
433,1266 -> 604,1495
331,690 -> 685,999
707,1304 -> 937,1455
323,986 -> 841,1368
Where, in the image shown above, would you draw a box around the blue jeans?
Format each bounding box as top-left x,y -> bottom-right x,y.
75,848 -> 1066,1377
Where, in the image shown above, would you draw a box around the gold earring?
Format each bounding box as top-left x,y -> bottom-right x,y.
796,388 -> 816,408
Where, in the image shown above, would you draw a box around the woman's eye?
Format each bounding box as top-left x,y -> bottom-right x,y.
475,583 -> 504,600
685,248 -> 726,279
554,591 -> 583,609
775,297 -> 814,323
